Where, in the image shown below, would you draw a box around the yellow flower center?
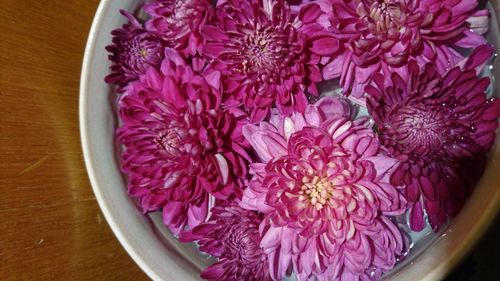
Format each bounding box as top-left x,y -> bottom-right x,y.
139,48 -> 148,58
368,0 -> 404,32
299,175 -> 336,210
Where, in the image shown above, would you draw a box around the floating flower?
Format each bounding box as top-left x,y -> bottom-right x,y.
241,96 -> 406,280
366,45 -> 500,231
202,0 -> 339,122
180,202 -> 271,281
118,48 -> 251,234
144,0 -> 211,56
105,10 -> 164,91
321,0 -> 490,103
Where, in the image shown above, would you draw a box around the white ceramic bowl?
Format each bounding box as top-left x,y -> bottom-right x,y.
80,1 -> 500,280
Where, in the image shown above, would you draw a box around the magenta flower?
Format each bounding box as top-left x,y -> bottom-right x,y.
144,0 -> 211,56
366,45 -> 500,231
118,48 -> 251,234
202,0 -> 339,122
321,0 -> 490,103
240,96 -> 406,280
105,10 -> 164,91
180,202 -> 271,281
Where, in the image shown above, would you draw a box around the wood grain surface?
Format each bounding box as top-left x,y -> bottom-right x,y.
0,1 -> 498,281
0,1 -> 147,280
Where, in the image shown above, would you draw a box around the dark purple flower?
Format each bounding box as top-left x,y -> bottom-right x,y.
180,203 -> 271,281
118,49 -> 251,234
144,0 -> 212,56
105,10 -> 164,91
202,0 -> 339,122
320,0 -> 490,104
366,45 -> 500,231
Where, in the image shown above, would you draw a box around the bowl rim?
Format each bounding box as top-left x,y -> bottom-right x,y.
80,1 -> 168,280
79,1 -> 500,281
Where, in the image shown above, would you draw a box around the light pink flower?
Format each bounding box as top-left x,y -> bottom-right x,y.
180,202 -> 271,281
144,0 -> 212,56
321,0 -> 490,104
241,96 -> 406,280
118,48 -> 250,234
366,45 -> 500,231
202,0 -> 339,122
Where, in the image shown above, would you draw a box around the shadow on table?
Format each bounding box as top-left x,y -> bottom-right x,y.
445,216 -> 500,281
445,257 -> 477,281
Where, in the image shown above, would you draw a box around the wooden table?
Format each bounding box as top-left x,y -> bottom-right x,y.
0,1 -> 498,281
0,1 -> 147,280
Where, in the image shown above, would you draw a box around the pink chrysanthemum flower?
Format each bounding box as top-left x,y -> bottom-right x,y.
202,0 -> 339,122
240,96 -> 406,281
118,48 -> 251,234
366,45 -> 500,231
144,0 -> 211,56
105,10 -> 164,91
321,0 -> 490,102
180,202 -> 271,281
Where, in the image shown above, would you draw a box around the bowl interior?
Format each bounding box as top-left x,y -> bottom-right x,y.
80,1 -> 500,280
